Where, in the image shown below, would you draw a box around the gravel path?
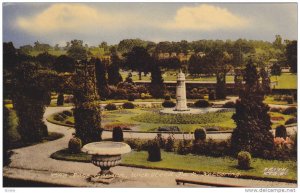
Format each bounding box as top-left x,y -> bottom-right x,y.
3,106 -> 297,187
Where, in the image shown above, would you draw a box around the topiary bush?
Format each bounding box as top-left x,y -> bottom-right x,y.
222,101 -> 236,108
122,102 -> 135,109
105,103 -> 117,111
162,100 -> 176,108
164,135 -> 175,152
194,128 -> 206,141
57,93 -> 64,106
177,139 -> 191,155
285,117 -> 297,125
194,99 -> 210,108
112,126 -> 124,142
275,125 -> 287,139
147,140 -> 161,162
237,151 -> 251,170
68,137 -> 82,154
282,107 -> 297,115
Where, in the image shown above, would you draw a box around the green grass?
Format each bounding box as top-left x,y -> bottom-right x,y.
48,108 -> 236,132
269,112 -> 294,129
121,71 -> 296,89
29,49 -> 67,57
51,149 -> 296,181
271,73 -> 297,89
132,111 -> 233,124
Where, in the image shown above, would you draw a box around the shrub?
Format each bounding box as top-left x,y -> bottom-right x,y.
177,139 -> 191,155
128,94 -> 135,101
154,134 -> 166,148
164,135 -> 175,152
125,138 -> 147,151
282,107 -> 297,115
147,140 -> 161,162
62,110 -> 73,117
275,125 -> 287,139
54,114 -> 64,122
105,103 -> 117,111
194,100 -> 210,108
57,93 -> 64,106
209,91 -> 216,100
122,102 -> 135,109
269,107 -> 282,113
285,117 -> 297,125
222,101 -> 236,108
194,128 -> 206,141
237,151 -> 251,170
162,100 -> 176,108
68,137 -> 82,154
164,95 -> 171,100
191,139 -> 231,157
157,126 -> 180,132
112,127 -> 123,142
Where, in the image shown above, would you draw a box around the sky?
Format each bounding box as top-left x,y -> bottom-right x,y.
2,2 -> 298,48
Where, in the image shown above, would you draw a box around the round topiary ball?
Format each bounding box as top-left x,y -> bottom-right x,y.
105,103 -> 117,111
194,100 -> 210,108
68,137 -> 82,154
122,102 -> 135,109
194,128 -> 206,141
237,151 -> 251,170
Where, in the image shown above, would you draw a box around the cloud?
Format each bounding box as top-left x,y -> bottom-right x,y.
164,4 -> 250,31
16,3 -> 139,35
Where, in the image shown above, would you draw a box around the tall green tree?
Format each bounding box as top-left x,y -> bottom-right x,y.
12,62 -> 58,143
94,58 -> 110,99
231,60 -> 274,158
205,48 -> 232,99
72,61 -> 102,144
107,52 -> 123,85
124,46 -> 152,80
150,61 -> 165,98
285,40 -> 297,73
67,40 -> 88,61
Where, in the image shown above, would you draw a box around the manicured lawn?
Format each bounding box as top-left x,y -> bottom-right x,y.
270,73 -> 297,89
269,112 -> 294,129
51,149 -> 296,181
121,71 -> 296,89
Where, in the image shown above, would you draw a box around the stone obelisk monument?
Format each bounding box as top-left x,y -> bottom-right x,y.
175,69 -> 189,111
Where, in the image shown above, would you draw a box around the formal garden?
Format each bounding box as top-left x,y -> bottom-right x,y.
3,38 -> 298,185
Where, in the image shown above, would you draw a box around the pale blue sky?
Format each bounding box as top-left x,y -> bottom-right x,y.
3,2 -> 298,48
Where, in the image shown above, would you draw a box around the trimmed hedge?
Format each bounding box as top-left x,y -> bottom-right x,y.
122,102 -> 135,109
194,100 -> 210,108
105,103 -> 117,111
162,100 -> 176,108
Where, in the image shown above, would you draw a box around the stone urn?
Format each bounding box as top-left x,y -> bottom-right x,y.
82,141 -> 131,183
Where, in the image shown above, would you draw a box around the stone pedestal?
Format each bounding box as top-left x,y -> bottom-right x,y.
175,70 -> 189,111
